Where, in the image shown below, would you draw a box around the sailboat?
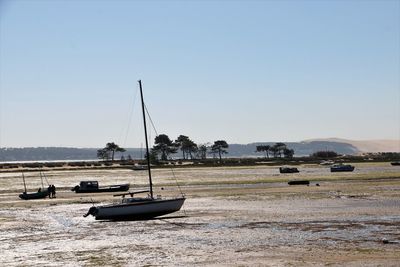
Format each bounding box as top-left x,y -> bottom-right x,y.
84,80 -> 186,220
19,172 -> 50,200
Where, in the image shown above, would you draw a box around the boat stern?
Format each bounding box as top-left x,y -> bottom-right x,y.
83,206 -> 98,218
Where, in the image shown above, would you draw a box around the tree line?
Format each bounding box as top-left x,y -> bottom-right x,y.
97,135 -> 229,162
255,143 -> 295,159
98,139 -> 356,162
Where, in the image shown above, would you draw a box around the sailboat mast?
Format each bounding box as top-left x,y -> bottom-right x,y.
22,173 -> 27,193
138,80 -> 153,199
40,172 -> 44,188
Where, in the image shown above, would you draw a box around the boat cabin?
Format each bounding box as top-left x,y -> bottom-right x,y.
79,181 -> 99,190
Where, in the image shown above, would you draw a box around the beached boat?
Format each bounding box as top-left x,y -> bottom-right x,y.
391,161 -> 400,166
84,80 -> 185,220
85,192 -> 186,220
19,189 -> 49,200
279,167 -> 299,173
71,181 -> 130,193
330,164 -> 355,172
320,160 -> 335,166
19,190 -> 49,200
288,180 -> 310,185
19,173 -> 49,200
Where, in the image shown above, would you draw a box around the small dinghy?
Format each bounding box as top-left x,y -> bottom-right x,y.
19,172 -> 50,200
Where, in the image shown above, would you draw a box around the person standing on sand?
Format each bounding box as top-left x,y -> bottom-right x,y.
51,185 -> 56,198
48,185 -> 52,198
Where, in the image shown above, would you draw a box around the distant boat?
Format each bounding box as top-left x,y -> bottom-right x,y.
71,181 -> 130,193
279,167 -> 299,173
391,161 -> 400,166
320,160 -> 335,166
19,173 -> 49,200
84,80 -> 185,220
330,164 -> 355,172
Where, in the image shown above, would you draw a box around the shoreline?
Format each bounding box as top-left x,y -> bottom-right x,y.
1,157 -> 398,173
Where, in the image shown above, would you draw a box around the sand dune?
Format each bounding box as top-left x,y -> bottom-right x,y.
305,138 -> 400,153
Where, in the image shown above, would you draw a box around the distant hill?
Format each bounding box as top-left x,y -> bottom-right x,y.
304,138 -> 400,153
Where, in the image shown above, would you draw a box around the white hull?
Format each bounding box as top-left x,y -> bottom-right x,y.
88,197 -> 185,220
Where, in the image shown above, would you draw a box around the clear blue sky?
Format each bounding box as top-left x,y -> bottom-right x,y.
0,0 -> 399,148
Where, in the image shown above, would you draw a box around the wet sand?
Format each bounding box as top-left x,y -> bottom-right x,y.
1,163 -> 399,266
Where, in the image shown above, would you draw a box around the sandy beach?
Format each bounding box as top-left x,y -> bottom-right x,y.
1,163 -> 399,266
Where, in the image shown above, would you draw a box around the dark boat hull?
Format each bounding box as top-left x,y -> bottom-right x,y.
19,190 -> 49,200
73,184 -> 130,193
391,162 -> 400,166
88,197 -> 186,221
288,180 -> 310,185
330,165 -> 355,172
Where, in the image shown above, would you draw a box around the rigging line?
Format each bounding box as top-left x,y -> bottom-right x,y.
39,172 -> 44,188
122,88 -> 140,147
42,172 -> 50,185
169,167 -> 184,196
144,104 -> 159,137
168,166 -> 187,215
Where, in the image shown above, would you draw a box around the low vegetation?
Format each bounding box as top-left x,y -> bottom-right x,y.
1,134 -> 399,171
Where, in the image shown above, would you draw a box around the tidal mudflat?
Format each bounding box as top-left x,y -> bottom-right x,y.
1,163 -> 399,266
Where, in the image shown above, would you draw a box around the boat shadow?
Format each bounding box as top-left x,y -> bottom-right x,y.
101,215 -> 188,223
